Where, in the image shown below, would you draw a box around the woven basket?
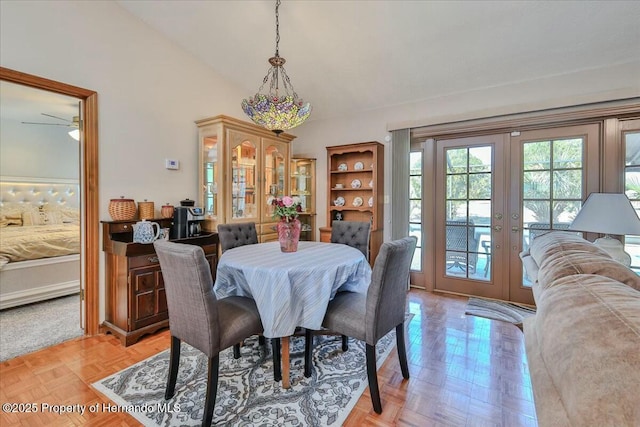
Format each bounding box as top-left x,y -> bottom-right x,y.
138,201 -> 155,220
108,197 -> 137,221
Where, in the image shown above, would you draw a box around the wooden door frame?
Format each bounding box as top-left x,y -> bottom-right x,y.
1,67 -> 99,335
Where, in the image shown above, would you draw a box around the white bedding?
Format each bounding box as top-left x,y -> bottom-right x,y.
0,224 -> 80,268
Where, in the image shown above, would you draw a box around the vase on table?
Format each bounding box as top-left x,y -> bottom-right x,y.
277,218 -> 301,252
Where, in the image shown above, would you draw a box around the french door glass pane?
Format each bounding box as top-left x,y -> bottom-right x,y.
444,146 -> 491,281
522,137 -> 585,282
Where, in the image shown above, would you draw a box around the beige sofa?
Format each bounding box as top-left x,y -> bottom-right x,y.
520,231 -> 640,427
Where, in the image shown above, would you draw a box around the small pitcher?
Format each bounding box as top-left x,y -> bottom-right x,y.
132,219 -> 161,244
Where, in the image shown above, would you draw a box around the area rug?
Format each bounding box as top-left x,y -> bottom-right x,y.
93,316 -> 413,426
0,294 -> 83,362
465,297 -> 536,325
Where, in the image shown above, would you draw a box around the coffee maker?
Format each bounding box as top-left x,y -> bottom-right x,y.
171,206 -> 205,239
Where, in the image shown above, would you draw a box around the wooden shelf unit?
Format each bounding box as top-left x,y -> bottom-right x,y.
321,142 -> 384,265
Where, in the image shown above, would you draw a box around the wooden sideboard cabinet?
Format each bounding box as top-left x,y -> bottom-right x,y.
101,219 -> 219,346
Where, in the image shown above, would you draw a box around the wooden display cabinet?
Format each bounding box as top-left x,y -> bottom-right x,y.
321,142 -> 384,265
196,115 -> 295,243
101,219 -> 219,346
291,158 -> 316,241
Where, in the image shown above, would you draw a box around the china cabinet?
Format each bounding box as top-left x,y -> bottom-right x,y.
101,219 -> 219,346
290,158 -> 316,241
320,142 -> 384,265
196,115 -> 295,242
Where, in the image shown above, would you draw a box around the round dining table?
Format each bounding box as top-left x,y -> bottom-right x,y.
214,241 -> 372,388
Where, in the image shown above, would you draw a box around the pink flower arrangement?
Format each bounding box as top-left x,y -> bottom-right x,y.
268,195 -> 302,222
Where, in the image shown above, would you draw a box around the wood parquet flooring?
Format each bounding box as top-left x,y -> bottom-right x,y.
0,290 -> 537,426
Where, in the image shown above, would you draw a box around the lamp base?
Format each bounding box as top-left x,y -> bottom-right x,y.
593,236 -> 632,267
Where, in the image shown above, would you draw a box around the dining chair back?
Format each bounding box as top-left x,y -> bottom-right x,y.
153,240 -> 263,426
331,220 -> 371,260
217,222 -> 258,253
305,236 -> 417,413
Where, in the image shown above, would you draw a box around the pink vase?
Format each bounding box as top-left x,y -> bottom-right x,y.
277,218 -> 301,252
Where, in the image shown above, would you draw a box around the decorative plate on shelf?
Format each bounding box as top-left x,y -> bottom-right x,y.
353,197 -> 363,207
334,196 -> 346,207
354,161 -> 364,170
338,163 -> 348,171
368,180 -> 374,188
351,179 -> 362,189
368,196 -> 374,207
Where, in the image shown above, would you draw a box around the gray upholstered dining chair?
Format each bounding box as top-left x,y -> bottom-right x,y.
153,240 -> 264,427
331,220 -> 371,260
217,222 -> 258,253
304,236 -> 417,414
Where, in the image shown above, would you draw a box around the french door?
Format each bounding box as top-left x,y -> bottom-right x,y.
434,134 -> 509,300
432,124 -> 600,303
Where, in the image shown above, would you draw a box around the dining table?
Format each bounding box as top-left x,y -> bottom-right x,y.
214,240 -> 372,388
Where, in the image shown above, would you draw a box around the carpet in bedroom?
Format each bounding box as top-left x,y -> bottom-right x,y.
0,294 -> 83,362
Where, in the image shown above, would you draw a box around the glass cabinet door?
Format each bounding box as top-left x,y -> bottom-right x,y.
291,158 -> 316,240
202,135 -> 220,220
262,139 -> 288,223
291,158 -> 315,214
228,130 -> 259,222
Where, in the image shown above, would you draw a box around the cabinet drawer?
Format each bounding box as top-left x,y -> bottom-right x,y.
108,222 -> 134,234
259,222 -> 278,236
129,254 -> 160,269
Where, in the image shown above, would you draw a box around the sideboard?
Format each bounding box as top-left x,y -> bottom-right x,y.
101,219 -> 219,346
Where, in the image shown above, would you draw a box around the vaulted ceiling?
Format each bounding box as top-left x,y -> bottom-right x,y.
116,0 -> 640,122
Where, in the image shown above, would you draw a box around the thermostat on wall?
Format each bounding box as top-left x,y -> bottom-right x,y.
165,159 -> 179,170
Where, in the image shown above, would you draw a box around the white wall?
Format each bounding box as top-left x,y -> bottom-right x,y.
1,118 -> 79,179
0,1 -> 252,322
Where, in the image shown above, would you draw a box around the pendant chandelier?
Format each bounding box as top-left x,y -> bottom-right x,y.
241,0 -> 311,135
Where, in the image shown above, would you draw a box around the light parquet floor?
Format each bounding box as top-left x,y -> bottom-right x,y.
0,290 -> 537,426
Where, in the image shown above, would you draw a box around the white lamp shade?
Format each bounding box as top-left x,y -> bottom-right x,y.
568,193 -> 640,236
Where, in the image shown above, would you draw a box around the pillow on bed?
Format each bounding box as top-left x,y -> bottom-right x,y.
0,203 -> 28,220
43,205 -> 80,223
0,217 -> 22,227
22,209 -> 64,226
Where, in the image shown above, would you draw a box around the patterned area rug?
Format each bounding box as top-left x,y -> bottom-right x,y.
465,297 -> 536,325
92,318 -> 411,426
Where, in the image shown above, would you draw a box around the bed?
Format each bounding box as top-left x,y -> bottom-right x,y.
0,176 -> 81,309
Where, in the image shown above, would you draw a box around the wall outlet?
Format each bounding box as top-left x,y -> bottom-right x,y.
165,159 -> 179,170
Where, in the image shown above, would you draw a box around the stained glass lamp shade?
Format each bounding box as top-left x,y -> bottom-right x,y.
241,0 -> 311,135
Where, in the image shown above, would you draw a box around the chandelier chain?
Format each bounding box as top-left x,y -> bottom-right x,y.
275,0 -> 280,56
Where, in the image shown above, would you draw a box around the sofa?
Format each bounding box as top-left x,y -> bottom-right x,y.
520,231 -> 640,427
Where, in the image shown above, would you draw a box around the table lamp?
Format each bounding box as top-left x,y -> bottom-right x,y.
568,193 -> 640,266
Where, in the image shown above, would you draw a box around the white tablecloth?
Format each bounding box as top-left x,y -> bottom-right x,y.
214,241 -> 371,338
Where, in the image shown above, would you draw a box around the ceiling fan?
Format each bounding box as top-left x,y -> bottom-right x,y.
22,113 -> 81,140
22,113 -> 79,128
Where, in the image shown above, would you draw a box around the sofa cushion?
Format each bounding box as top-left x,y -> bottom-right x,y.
538,249 -> 640,291
531,274 -> 640,426
529,231 -> 610,267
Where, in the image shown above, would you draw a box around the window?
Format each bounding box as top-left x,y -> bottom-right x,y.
409,151 -> 422,271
